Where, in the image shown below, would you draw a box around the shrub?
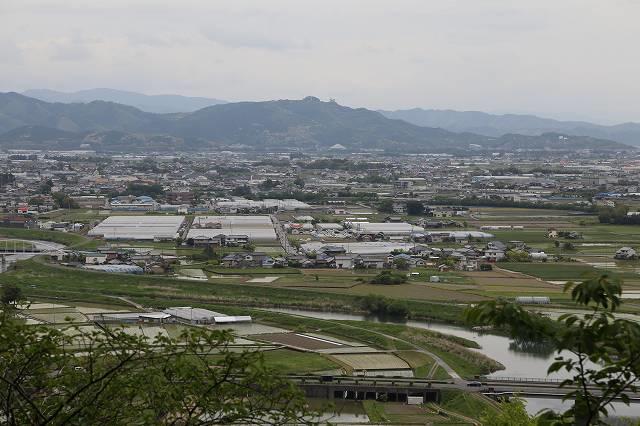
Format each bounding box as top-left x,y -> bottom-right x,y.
369,270 -> 407,285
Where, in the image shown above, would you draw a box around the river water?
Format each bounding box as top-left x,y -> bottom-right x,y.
266,308 -> 640,418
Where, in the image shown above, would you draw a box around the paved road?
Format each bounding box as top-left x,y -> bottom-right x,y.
271,214 -> 296,255
285,374 -> 640,401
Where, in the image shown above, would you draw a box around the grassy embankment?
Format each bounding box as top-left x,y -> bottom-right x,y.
0,227 -> 89,247
251,312 -> 499,377
362,390 -> 501,424
2,258 -> 466,323
344,322 -> 503,377
438,390 -> 501,420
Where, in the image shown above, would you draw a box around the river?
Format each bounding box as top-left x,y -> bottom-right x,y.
266,308 -> 640,418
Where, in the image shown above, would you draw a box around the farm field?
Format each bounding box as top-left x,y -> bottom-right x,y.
394,351 -> 437,378
259,349 -> 340,374
251,269 -> 482,301
461,268 -> 568,299
347,321 -> 503,377
3,258 -> 468,323
315,281 -> 489,302
500,262 -> 640,284
331,353 -> 411,371
251,332 -> 345,350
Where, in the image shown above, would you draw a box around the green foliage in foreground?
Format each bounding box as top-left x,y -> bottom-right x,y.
0,313 -> 313,425
467,274 -> 640,425
480,399 -> 535,426
1,282 -> 22,306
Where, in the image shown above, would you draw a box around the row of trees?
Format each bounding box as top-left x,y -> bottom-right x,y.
597,205 -> 640,225
430,196 -> 594,212
359,294 -> 409,318
368,270 -> 408,285
378,199 -> 425,215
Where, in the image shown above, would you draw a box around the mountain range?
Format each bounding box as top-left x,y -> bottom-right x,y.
22,88 -> 226,114
0,92 -> 633,153
380,108 -> 640,146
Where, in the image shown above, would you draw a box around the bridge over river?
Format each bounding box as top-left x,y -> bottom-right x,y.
284,374 -> 640,405
0,239 -> 66,254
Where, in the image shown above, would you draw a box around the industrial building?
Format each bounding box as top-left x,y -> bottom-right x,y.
162,307 -> 252,325
187,215 -> 278,243
87,215 -> 185,240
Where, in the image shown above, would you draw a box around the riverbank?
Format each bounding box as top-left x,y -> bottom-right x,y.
3,257 -> 468,324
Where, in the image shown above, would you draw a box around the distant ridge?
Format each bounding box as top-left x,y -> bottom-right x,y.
22,88 -> 227,114
0,92 -> 632,153
380,108 -> 640,146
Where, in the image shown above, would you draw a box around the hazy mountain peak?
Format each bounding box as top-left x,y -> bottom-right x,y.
22,88 -> 227,114
0,92 -> 633,153
380,108 -> 640,145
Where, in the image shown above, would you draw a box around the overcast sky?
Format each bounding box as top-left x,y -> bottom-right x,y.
1,0 -> 639,123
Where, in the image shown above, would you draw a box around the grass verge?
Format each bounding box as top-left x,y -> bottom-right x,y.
0,227 -> 88,247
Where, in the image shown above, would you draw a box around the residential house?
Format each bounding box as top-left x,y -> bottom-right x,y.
615,247 -> 637,260
221,252 -> 270,268
190,234 -> 227,247
355,255 -> 388,269
1,215 -> 36,229
334,254 -> 357,269
225,235 -> 250,246
484,249 -> 505,262
84,253 -> 108,265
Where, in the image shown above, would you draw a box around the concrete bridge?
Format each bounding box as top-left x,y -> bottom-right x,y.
284,375 -> 640,404
0,239 -> 65,255
292,376 -> 441,403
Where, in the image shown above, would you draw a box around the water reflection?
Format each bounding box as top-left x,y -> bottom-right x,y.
508,338 -> 556,358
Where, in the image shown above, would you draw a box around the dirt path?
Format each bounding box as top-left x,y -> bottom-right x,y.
107,295 -> 147,311
426,360 -> 440,378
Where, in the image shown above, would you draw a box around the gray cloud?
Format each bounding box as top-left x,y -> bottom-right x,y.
201,26 -> 310,51
50,41 -> 91,62
1,0 -> 639,123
